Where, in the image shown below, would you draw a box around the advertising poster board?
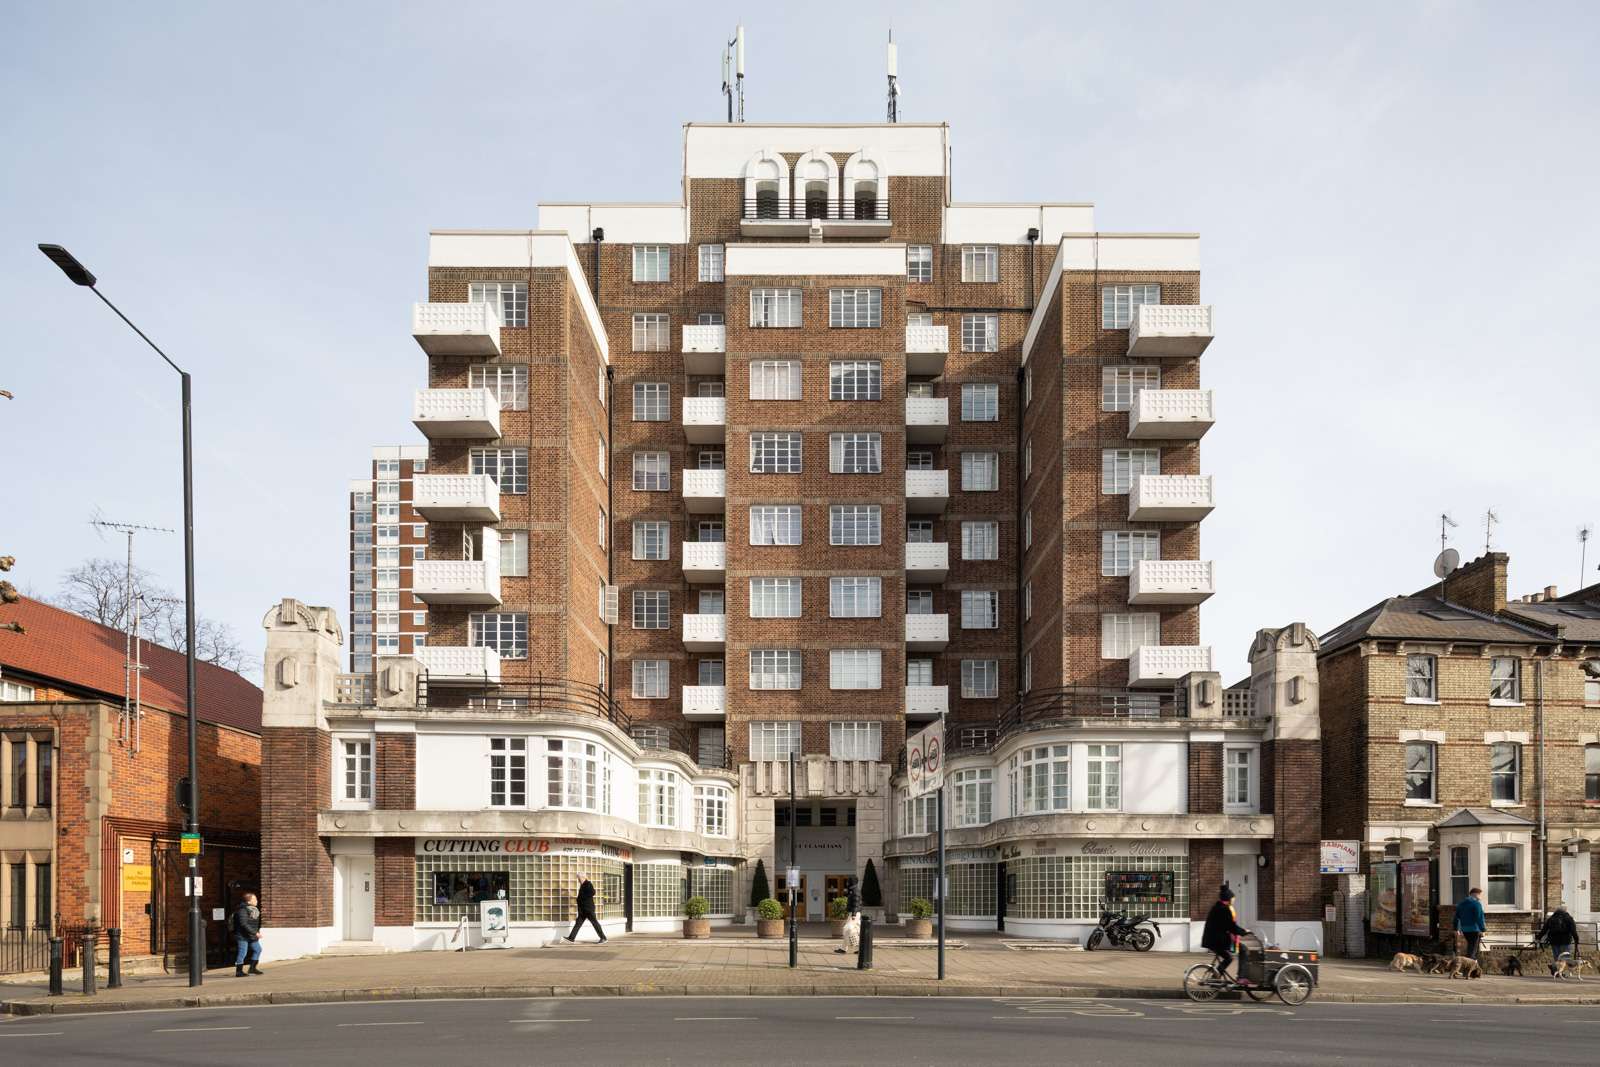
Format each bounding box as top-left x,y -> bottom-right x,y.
1369,861 -> 1398,934
1400,860 -> 1432,937
1319,840 -> 1360,875
478,898 -> 510,947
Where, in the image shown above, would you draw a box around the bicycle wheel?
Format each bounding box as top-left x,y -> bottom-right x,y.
1086,929 -> 1103,951
1274,964 -> 1314,1006
1183,963 -> 1223,1002
1243,985 -> 1270,1002
1131,928 -> 1156,952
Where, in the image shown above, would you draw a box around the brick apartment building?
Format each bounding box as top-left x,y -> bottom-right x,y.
262,118 -> 1322,954
0,597 -> 261,973
348,444 -> 430,675
1317,552 -> 1600,955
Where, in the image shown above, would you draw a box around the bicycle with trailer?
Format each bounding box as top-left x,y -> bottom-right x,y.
1183,933 -> 1319,1005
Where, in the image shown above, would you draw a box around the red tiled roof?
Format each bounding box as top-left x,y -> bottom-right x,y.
0,597 -> 261,734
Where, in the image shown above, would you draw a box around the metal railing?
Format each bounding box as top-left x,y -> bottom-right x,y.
898,689 -> 1183,771
1222,688 -> 1256,718
0,926 -> 52,976
334,673 -> 375,706
420,673 -> 629,728
742,198 -> 890,222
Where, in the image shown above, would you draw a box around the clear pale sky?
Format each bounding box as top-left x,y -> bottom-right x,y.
4,2 -> 1597,681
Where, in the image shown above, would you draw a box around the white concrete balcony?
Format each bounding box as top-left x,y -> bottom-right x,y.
1128,389 -> 1215,440
905,685 -> 948,721
1127,645 -> 1214,687
412,388 -> 501,439
411,474 -> 499,522
906,322 -> 949,377
905,396 -> 949,444
683,397 -> 727,444
1128,475 -> 1215,522
412,301 -> 501,357
1127,304 -> 1213,360
682,685 -> 727,722
682,613 -> 727,652
905,469 -> 950,514
904,542 -> 949,583
682,541 -> 727,584
1129,560 -> 1216,606
414,557 -> 501,607
682,325 -> 726,376
682,469 -> 726,514
905,613 -> 950,651
415,645 -> 500,684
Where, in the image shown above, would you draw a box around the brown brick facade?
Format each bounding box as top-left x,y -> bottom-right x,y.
260,726 -> 332,928
374,733 -> 415,811
374,836 -> 414,927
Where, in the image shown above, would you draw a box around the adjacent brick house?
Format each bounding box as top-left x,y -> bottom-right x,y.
0,597 -> 261,970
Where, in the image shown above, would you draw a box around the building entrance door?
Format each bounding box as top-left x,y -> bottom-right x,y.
824,874 -> 850,914
1222,854 -> 1258,931
338,855 -> 375,941
1562,853 -> 1591,919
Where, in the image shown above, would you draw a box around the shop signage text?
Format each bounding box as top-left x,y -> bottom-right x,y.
416,838 -> 629,860
1319,840 -> 1359,874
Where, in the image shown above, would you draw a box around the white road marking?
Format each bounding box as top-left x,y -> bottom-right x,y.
153,1026 -> 253,1033
674,1016 -> 754,1021
337,1021 -> 425,1028
511,1019 -> 591,1023
0,1032 -> 64,1038
835,1015 -> 916,1020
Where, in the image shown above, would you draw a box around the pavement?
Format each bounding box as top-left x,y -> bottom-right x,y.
3,930 -> 1598,1016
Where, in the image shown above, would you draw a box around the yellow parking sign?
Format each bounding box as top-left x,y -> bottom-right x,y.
180,833 -> 202,855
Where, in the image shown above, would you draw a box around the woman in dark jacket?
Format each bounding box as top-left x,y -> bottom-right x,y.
1200,883 -> 1250,981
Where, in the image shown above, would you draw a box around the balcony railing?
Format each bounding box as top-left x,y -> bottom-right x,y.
682,325 -> 727,352
1128,559 -> 1216,605
682,613 -> 727,651
1128,389 -> 1215,440
904,541 -> 949,583
683,396 -> 727,444
412,473 -> 499,522
1127,645 -> 1214,687
414,645 -> 501,684
905,469 -> 950,513
412,301 -> 501,357
905,685 -> 948,721
905,396 -> 949,444
412,388 -> 501,439
741,198 -> 889,222
682,541 -> 727,582
906,323 -> 948,376
414,558 -> 501,606
418,674 -> 631,735
905,613 -> 950,651
683,469 -> 727,513
682,685 -> 727,721
1127,304 -> 1214,359
1223,688 -> 1256,718
1128,474 -> 1215,521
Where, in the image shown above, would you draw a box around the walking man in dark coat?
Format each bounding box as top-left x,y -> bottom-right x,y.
1200,883 -> 1250,983
1537,904 -> 1580,975
563,873 -> 607,943
230,892 -> 264,977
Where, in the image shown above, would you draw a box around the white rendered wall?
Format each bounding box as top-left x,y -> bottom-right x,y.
685,123 -> 948,178
415,732 -> 490,810
943,204 -> 1095,245
1119,742 -> 1188,814
725,242 -> 906,277
537,203 -> 687,244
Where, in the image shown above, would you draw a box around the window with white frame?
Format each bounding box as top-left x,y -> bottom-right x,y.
829,432 -> 882,474
1487,844 -> 1518,906
749,360 -> 802,400
907,658 -> 933,686
901,791 -> 938,835
749,578 -> 803,618
1101,530 -> 1161,576
1490,657 -> 1521,703
749,650 -> 802,691
1490,742 -> 1521,802
961,314 -> 998,352
375,635 -> 399,655
698,244 -> 725,282
830,721 -> 882,760
1023,439 -> 1033,480
338,739 -> 372,803
961,245 -> 999,283
828,288 -> 882,328
1101,284 -> 1160,329
1086,743 -> 1121,810
1024,511 -> 1032,550
1020,745 -> 1071,813
470,448 -> 528,494
749,721 -> 802,759
632,659 -> 668,698
1225,747 -> 1254,809
829,649 -> 882,690
469,364 -> 529,410
547,738 -> 604,810
906,589 -> 933,615
961,452 -> 999,491
962,521 -> 998,561
1022,651 -> 1032,692
632,590 -> 669,629
907,244 -> 933,282
633,452 -> 670,491
952,768 -> 992,826
830,577 -> 882,618
961,590 -> 999,630
499,530 -> 528,577
1101,449 -> 1160,494
470,612 -> 527,659
698,312 -> 724,326
633,382 -> 669,421
468,281 -> 527,327
488,737 -> 527,807
829,360 -> 881,401
829,504 -> 881,546
750,432 -> 802,473
1587,677 -> 1600,706
1586,744 -> 1600,801
750,288 -> 802,327
961,659 -> 999,698
598,508 -> 607,548
632,312 -> 669,351
598,436 -> 607,479
632,521 -> 670,560
695,785 -> 730,836
1405,741 -> 1437,802
638,769 -> 679,828
961,383 -> 999,422
1101,613 -> 1160,659
907,449 -> 933,470
632,244 -> 670,282
749,504 -> 802,545
907,518 -> 934,543
375,568 -> 399,590
1024,584 -> 1033,623
1101,366 -> 1161,411
1406,654 -> 1438,701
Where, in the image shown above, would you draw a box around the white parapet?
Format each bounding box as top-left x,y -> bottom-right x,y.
682,685 -> 727,721
682,541 -> 727,583
904,542 -> 949,583
1128,304 -> 1213,359
1128,389 -> 1215,440
906,322 -> 949,376
412,388 -> 501,439
1129,560 -> 1216,605
905,469 -> 950,514
415,645 -> 500,684
906,685 -> 948,720
1128,645 -> 1213,687
414,556 -> 501,607
905,396 -> 949,444
682,324 -> 726,376
682,613 -> 727,652
683,469 -> 727,514
412,301 -> 501,357
683,396 -> 727,444
905,613 -> 950,651
1128,475 -> 1215,521
411,474 -> 499,522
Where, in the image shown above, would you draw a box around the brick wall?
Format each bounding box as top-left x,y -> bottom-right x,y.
1189,839 -> 1223,921
1265,738 -> 1322,922
260,726 -> 332,927
375,836 -> 414,926
374,733 -> 415,810
1189,742 -> 1222,813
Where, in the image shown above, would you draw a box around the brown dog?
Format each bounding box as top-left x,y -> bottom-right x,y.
1390,952 -> 1424,973
1552,953 -> 1590,981
1449,956 -> 1482,979
1423,954 -> 1452,974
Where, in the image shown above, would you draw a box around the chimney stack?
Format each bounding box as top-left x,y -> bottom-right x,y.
1545,585 -> 1559,600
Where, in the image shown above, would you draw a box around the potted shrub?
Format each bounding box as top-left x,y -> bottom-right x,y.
683,896 -> 712,939
746,859 -> 771,922
861,859 -> 884,921
755,897 -> 785,938
827,895 -> 850,938
905,897 -> 934,939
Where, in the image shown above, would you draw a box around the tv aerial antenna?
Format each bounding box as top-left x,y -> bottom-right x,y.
886,31 -> 901,122
91,515 -> 174,752
1581,525 -> 1594,590
1483,507 -> 1499,552
721,25 -> 746,123
1434,513 -> 1460,601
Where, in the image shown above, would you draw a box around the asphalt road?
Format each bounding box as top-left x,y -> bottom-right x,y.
1,996 -> 1594,1066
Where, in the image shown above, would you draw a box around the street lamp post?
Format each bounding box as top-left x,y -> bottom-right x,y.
38,244 -> 205,989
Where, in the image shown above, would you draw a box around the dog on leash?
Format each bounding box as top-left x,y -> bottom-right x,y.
1390,952 -> 1425,973
1552,953 -> 1591,981
1448,956 -> 1483,979
1422,953 -> 1452,975
1500,955 -> 1524,977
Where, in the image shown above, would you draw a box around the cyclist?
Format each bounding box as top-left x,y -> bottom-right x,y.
1201,882 -> 1252,986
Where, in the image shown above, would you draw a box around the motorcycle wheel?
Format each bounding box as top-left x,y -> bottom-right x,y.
1086,929 -> 1103,951
1131,928 -> 1155,952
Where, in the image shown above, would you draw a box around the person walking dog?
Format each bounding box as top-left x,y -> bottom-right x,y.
1537,903 -> 1579,976
835,875 -> 862,955
230,892 -> 264,977
1454,887 -> 1487,961
564,873 -> 607,944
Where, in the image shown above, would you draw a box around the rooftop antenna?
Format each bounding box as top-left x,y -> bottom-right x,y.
886,30 -> 900,122
720,25 -> 746,122
91,516 -> 173,751
1436,512 -> 1460,602
1483,507 -> 1499,552
1581,525 -> 1593,589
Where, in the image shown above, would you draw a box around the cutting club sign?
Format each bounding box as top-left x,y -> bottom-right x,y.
907,720 -> 944,798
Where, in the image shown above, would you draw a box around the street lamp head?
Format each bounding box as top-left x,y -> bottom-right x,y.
38,243 -> 97,286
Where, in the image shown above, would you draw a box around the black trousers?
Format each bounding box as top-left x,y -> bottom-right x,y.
1463,932 -> 1481,960
567,908 -> 606,942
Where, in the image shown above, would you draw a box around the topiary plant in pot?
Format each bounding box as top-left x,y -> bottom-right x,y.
827,895 -> 850,938
683,895 -> 712,939
905,896 -> 935,939
756,897 -> 785,939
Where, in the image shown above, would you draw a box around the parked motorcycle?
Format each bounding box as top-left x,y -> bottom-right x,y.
1085,903 -> 1160,951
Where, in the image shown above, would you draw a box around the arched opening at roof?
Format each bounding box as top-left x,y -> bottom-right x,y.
843,150 -> 888,220
793,149 -> 839,219
742,148 -> 790,220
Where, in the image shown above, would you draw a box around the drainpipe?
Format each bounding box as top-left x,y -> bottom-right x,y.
1536,657 -> 1547,914
1016,228 -> 1040,707
593,227 -> 614,694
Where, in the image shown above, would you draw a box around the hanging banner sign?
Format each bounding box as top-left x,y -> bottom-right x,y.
907,720 -> 944,798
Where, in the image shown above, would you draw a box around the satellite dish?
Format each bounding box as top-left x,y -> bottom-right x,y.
1433,548 -> 1461,579
1583,658 -> 1600,680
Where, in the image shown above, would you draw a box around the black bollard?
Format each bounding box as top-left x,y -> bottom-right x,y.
857,915 -> 874,970
48,938 -> 63,996
108,927 -> 122,988
81,932 -> 97,995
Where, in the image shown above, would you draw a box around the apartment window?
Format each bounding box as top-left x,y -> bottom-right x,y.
829,360 -> 882,401
1086,743 -> 1122,811
830,649 -> 883,690
695,785 -> 730,836
696,521 -> 725,544
1020,745 -> 1071,813
470,612 -> 526,659
907,449 -> 934,471
961,590 -> 999,630
829,504 -> 881,546
632,452 -> 670,491
749,505 -> 802,546
1450,846 -> 1470,905
750,360 -> 802,400
907,589 -> 933,615
1225,748 -> 1253,809
1490,657 -> 1521,703
750,288 -> 802,327
961,659 -> 999,699
829,432 -> 882,474
961,314 -> 998,352
638,769 -> 679,828
488,737 -> 527,807
339,739 -> 372,803
961,244 -> 998,283
698,244 -> 725,282
632,659 -> 668,699
632,313 -> 669,351
1022,651 -> 1032,692
632,244 -> 670,282
1101,449 -> 1159,494
375,504 -> 400,524
1487,844 -> 1518,906
633,521 -> 670,560
470,448 -> 528,494
697,449 -> 725,470
1024,511 -> 1033,550
1586,744 -> 1600,802
962,521 -> 999,561
376,480 -> 399,501
907,658 -> 933,686
352,593 -> 373,612
1023,439 -> 1033,480
374,568 -> 400,590
598,436 -> 607,479
469,364 -> 529,410
547,739 -> 604,810
750,432 -> 802,474
901,792 -> 938,835
829,288 -> 882,328
598,509 -> 607,548
633,382 -> 669,421
374,634 -> 400,655
1101,284 -> 1160,329
907,519 -> 934,543
1102,366 -> 1161,411
499,530 -> 528,577
375,611 -> 400,634
698,659 -> 725,685
830,577 -> 882,618
468,281 -> 527,327
907,244 -> 933,282
1406,654 -> 1438,701
1101,613 -> 1160,659
829,721 -> 882,760
1405,742 -> 1437,802
948,768 -> 992,827
749,650 -> 802,691
749,578 -> 803,618
749,721 -> 802,760
1490,742 -> 1521,802
1101,531 -> 1161,576
632,590 -> 669,630
961,452 -> 999,492
375,524 -> 399,545
960,383 -> 999,422
1,681 -> 37,702
1024,364 -> 1033,408
1586,677 -> 1600,706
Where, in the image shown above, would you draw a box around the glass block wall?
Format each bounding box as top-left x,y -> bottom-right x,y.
688,866 -> 735,916
946,861 -> 996,917
633,862 -> 686,918
414,854 -> 625,923
1007,855 -> 1189,921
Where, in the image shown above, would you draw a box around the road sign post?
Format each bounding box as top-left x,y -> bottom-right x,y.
907,721 -> 946,980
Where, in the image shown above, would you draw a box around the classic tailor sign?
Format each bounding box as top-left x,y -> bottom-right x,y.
1319,840 -> 1360,875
